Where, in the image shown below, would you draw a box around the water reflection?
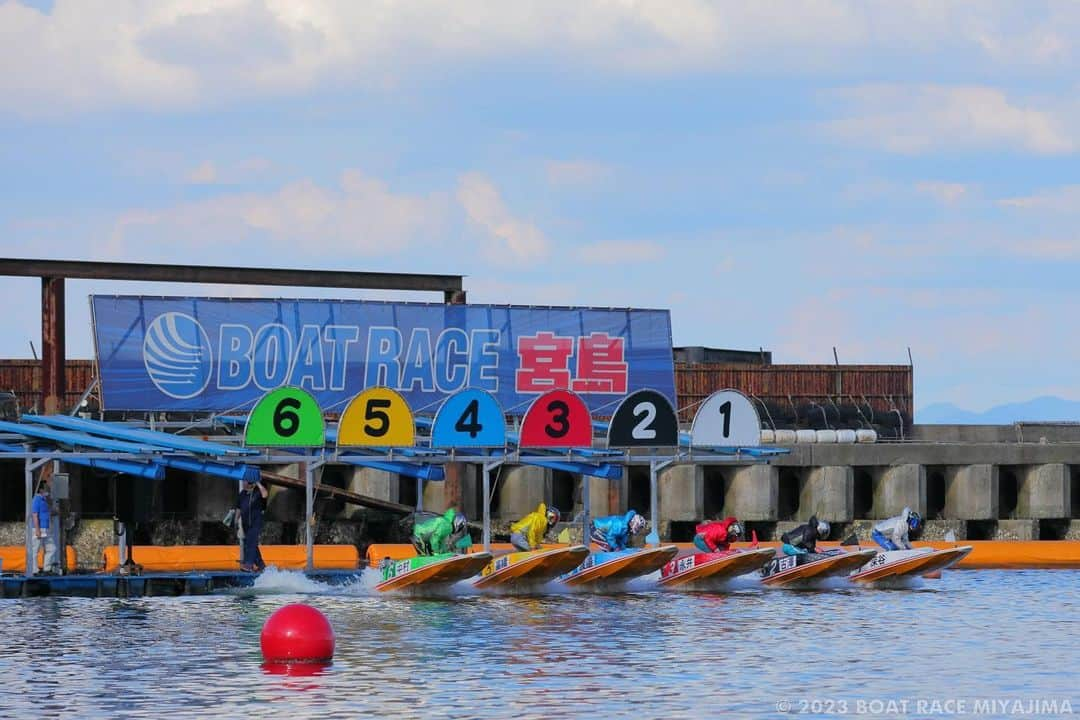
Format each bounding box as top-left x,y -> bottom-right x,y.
0,572 -> 1075,717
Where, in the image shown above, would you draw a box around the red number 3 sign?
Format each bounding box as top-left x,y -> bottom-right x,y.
519,389 -> 593,448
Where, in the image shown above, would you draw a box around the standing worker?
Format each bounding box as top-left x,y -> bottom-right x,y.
30,482 -> 59,575
236,476 -> 268,572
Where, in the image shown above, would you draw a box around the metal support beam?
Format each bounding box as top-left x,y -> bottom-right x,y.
41,276 -> 65,414
582,473 -> 591,550
304,461 -> 324,572
482,460 -> 503,553
1,258 -> 463,294
648,456 -> 678,546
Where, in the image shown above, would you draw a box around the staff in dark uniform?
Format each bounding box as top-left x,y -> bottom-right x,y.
236,476 -> 268,572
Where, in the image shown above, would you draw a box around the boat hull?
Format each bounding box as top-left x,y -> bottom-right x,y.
850,546 -> 974,583
474,545 -> 590,589
658,548 -> 777,588
760,549 -> 877,587
375,552 -> 492,592
560,546 -> 678,587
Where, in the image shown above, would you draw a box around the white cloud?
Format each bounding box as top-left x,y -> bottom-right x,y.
6,2 -> 1080,115
999,185 -> 1080,213
574,240 -> 664,265
185,161 -> 218,184
714,257 -> 735,274
456,172 -> 549,264
103,168 -> 448,260
183,157 -> 274,185
466,278 -> 577,307
826,85 -> 1076,155
545,160 -> 612,188
916,181 -> 971,205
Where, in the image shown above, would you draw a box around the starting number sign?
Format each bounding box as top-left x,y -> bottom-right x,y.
244,386 -> 326,447
607,389 -> 679,448
338,387 -> 415,447
519,389 -> 592,448
431,388 -> 507,448
690,389 -> 761,448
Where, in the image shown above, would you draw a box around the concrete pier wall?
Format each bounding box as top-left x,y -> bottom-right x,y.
6,427 -> 1080,562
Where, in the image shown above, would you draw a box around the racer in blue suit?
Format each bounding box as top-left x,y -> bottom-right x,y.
588,510 -> 648,552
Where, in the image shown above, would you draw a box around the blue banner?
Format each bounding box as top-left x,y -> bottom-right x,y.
91,296 -> 676,414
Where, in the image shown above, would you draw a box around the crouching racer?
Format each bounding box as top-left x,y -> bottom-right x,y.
589,510 -> 648,552
693,516 -> 744,553
412,508 -> 472,556
781,515 -> 830,556
872,507 -> 922,550
510,503 -> 561,552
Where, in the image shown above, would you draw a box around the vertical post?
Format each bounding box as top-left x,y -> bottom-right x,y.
24,457 -> 33,577
118,523 -> 127,568
582,474 -> 591,548
41,276 -> 66,415
650,459 -> 660,543
482,462 -> 493,552
305,463 -> 314,572
416,476 -> 424,512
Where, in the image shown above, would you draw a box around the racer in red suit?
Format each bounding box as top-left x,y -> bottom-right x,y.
693,517 -> 744,553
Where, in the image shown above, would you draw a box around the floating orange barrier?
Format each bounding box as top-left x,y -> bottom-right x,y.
101,545 -> 359,573
0,546 -> 77,573
915,540 -> 1080,570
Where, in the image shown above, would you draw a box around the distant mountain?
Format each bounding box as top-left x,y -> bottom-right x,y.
918,396 -> 1080,425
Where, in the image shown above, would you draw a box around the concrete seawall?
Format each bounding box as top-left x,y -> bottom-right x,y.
2,424 -> 1079,567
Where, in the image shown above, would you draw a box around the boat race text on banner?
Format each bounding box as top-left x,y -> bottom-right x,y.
90,296 -> 676,413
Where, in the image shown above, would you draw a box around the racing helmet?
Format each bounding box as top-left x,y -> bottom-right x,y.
629,513 -> 649,535
907,511 -> 922,532
453,512 -> 468,534
816,519 -> 831,538
727,521 -> 743,540
546,507 -> 561,526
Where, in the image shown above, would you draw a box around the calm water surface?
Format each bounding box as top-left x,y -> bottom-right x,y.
0,570 -> 1077,718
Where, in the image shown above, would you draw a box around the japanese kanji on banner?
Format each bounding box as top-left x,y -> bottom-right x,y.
91,296 -> 676,413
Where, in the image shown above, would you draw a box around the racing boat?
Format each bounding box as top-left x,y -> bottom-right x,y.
849,546 -> 973,583
759,548 -> 876,587
474,545 -> 590,589
375,552 -> 493,592
658,547 -> 777,589
559,545 -> 679,587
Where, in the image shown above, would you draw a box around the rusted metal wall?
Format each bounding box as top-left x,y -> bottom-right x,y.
675,363 -> 913,425
0,358 -> 913,427
0,359 -> 94,413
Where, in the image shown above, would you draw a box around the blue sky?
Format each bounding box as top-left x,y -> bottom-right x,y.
2,1 -> 1079,416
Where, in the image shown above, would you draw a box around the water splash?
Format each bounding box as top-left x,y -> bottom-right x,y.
243,566 -> 336,595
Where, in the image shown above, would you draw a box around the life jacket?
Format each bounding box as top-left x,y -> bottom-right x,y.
781,516 -> 820,551
510,503 -> 550,548
591,512 -> 633,550
694,517 -> 738,551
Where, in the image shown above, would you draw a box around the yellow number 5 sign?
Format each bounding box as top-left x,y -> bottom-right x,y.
337,387 -> 415,447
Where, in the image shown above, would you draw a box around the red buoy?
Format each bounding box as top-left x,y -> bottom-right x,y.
260,604 -> 335,664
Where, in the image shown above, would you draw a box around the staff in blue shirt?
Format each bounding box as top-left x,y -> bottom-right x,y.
30,483 -> 58,575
